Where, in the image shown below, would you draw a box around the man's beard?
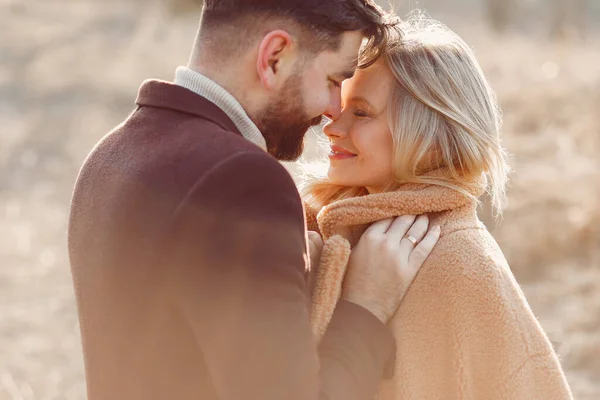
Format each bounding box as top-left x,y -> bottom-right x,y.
255,73 -> 322,161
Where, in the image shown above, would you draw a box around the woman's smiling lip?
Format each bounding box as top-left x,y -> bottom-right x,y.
329,144 -> 357,160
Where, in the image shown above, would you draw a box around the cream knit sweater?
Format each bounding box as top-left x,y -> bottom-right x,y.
306,174 -> 573,400
174,66 -> 267,151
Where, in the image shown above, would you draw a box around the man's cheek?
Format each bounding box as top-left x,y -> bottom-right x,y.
307,92 -> 330,117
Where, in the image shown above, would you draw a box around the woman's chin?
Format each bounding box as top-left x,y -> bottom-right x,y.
326,168 -> 341,184
327,168 -> 356,187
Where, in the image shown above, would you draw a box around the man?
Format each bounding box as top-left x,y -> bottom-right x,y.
68,1 -> 439,399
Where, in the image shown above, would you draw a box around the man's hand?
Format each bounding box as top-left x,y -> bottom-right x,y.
341,215 -> 440,323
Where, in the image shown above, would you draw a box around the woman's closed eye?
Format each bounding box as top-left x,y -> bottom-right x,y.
353,109 -> 369,118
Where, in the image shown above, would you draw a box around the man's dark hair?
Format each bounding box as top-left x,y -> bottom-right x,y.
198,0 -> 399,68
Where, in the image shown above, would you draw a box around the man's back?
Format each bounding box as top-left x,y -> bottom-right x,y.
69,81 -> 282,399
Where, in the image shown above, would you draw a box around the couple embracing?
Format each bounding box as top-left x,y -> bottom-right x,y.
68,1 -> 572,399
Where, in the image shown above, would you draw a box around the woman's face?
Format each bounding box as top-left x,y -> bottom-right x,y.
323,60 -> 396,193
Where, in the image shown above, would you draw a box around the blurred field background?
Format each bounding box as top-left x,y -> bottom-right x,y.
1,0 -> 599,399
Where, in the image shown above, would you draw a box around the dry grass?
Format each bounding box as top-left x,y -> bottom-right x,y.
1,1 -> 599,399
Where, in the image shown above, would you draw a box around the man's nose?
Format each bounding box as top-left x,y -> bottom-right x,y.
323,90 -> 342,121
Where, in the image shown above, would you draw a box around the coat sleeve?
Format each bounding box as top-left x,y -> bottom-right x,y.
166,151 -> 395,400
425,229 -> 573,400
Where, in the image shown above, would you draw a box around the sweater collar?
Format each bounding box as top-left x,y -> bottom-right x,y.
316,170 -> 487,240
174,67 -> 267,152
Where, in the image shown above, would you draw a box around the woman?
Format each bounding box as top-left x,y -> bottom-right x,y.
303,14 -> 573,400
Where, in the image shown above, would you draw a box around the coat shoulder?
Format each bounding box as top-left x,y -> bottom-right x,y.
418,226 -> 523,307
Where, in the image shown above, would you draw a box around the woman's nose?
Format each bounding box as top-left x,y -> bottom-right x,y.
323,118 -> 347,140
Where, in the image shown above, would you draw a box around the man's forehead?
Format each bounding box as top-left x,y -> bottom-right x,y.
324,30 -> 363,59
334,32 -> 363,72
314,34 -> 361,78
317,48 -> 357,67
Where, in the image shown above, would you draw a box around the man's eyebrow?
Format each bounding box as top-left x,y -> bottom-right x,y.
335,69 -> 356,80
334,59 -> 359,81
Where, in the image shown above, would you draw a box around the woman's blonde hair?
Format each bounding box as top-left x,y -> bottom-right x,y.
301,12 -> 510,217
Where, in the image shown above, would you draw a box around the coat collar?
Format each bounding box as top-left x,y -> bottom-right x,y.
135,79 -> 242,136
316,170 -> 487,241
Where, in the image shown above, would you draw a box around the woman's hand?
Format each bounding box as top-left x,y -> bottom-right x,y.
342,215 -> 440,324
307,231 -> 324,271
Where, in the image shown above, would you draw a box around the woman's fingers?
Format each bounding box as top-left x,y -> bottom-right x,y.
399,214 -> 430,254
384,215 -> 417,243
307,231 -> 323,254
364,217 -> 395,236
409,224 -> 441,268
307,231 -> 324,270
307,231 -> 323,249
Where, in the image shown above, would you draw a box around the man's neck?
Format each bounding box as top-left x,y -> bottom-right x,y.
189,62 -> 262,121
175,66 -> 268,152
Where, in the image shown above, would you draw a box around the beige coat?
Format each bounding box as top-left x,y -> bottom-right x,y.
306,175 -> 573,400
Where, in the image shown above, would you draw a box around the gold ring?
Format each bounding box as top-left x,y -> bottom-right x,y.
404,235 -> 418,245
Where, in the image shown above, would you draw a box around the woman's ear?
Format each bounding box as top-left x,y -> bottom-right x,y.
256,30 -> 294,90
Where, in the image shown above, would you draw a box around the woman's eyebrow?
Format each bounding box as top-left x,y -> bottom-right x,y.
349,96 -> 376,111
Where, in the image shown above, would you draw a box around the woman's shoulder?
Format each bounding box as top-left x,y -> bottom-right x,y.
426,225 -> 515,287
414,226 -> 531,315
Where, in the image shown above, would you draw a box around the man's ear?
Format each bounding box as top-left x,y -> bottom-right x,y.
256,30 -> 294,90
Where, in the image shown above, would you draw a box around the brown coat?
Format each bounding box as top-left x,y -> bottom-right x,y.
307,173 -> 573,400
68,79 -> 395,400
